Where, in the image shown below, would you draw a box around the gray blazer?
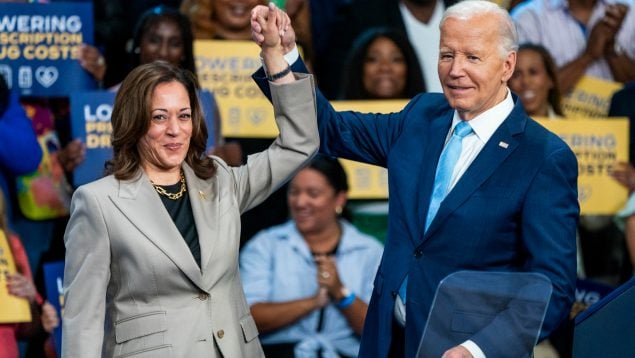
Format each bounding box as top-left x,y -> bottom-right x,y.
62,75 -> 318,358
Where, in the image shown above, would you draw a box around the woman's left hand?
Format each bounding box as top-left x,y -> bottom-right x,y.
6,272 -> 37,303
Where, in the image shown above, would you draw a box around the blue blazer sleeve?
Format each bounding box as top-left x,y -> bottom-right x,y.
253,57 -> 413,167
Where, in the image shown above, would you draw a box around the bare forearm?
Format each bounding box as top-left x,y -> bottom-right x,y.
251,298 -> 320,333
262,49 -> 294,84
338,299 -> 368,336
606,54 -> 635,83
558,53 -> 594,94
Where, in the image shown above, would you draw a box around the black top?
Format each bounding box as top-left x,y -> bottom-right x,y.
156,182 -> 201,268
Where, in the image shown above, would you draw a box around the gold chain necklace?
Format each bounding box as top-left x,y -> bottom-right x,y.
151,171 -> 187,200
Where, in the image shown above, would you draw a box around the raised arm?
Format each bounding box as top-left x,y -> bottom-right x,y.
230,3 -> 319,213
250,4 -> 409,168
255,3 -> 294,85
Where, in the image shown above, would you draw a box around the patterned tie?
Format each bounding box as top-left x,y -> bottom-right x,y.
399,121 -> 473,303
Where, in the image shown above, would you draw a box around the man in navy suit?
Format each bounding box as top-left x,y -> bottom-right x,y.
251,1 -> 579,356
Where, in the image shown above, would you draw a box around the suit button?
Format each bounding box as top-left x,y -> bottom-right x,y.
216,330 -> 224,339
198,292 -> 209,300
414,249 -> 423,258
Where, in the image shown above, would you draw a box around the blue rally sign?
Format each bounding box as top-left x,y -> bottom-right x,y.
0,2 -> 96,96
70,90 -> 217,187
70,90 -> 115,187
43,260 -> 65,358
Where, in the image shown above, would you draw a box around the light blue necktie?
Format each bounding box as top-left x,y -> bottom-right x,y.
398,121 -> 473,303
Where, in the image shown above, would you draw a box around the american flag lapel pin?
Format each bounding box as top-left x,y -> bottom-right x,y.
498,141 -> 509,149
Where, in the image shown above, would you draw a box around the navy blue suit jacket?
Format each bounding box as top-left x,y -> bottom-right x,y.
254,61 -> 579,357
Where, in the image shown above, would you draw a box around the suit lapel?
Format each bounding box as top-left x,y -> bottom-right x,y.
110,169 -> 206,290
182,165 -> 218,277
424,109 -> 526,240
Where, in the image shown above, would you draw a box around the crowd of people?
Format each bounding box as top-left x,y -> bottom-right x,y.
1,0 -> 634,357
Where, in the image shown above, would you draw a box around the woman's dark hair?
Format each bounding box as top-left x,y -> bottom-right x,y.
340,27 -> 426,100
107,61 -> 215,180
306,154 -> 349,193
131,5 -> 197,76
518,43 -> 564,116
304,154 -> 352,220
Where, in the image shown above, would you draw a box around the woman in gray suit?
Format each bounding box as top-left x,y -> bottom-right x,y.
62,6 -> 318,357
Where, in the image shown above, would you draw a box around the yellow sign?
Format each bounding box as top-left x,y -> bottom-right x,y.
537,117 -> 629,215
562,76 -> 623,118
0,230 -> 32,323
194,40 -> 278,137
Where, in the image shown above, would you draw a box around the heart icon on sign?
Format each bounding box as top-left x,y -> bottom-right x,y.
35,66 -> 58,88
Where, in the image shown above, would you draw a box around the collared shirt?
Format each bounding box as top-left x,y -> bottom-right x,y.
239,220 -> 383,357
511,0 -> 635,82
400,0 -> 445,92
446,88 -> 515,191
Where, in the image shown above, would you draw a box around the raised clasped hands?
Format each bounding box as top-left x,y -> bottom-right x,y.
251,3 -> 286,53
251,3 -> 296,54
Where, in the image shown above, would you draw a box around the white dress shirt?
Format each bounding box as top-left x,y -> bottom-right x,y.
399,0 -> 445,92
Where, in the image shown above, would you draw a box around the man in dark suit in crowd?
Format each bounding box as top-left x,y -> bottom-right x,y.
251,1 -> 579,356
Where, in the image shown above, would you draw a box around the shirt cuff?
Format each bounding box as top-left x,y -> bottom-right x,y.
461,340 -> 486,358
261,45 -> 300,74
284,45 -> 299,65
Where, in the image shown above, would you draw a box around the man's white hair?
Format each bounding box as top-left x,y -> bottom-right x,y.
440,0 -> 518,58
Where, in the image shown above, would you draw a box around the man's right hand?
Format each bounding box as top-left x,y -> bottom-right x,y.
251,4 -> 297,55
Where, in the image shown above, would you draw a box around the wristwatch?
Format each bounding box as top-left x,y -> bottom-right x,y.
613,43 -> 624,57
339,286 -> 351,301
336,286 -> 356,309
